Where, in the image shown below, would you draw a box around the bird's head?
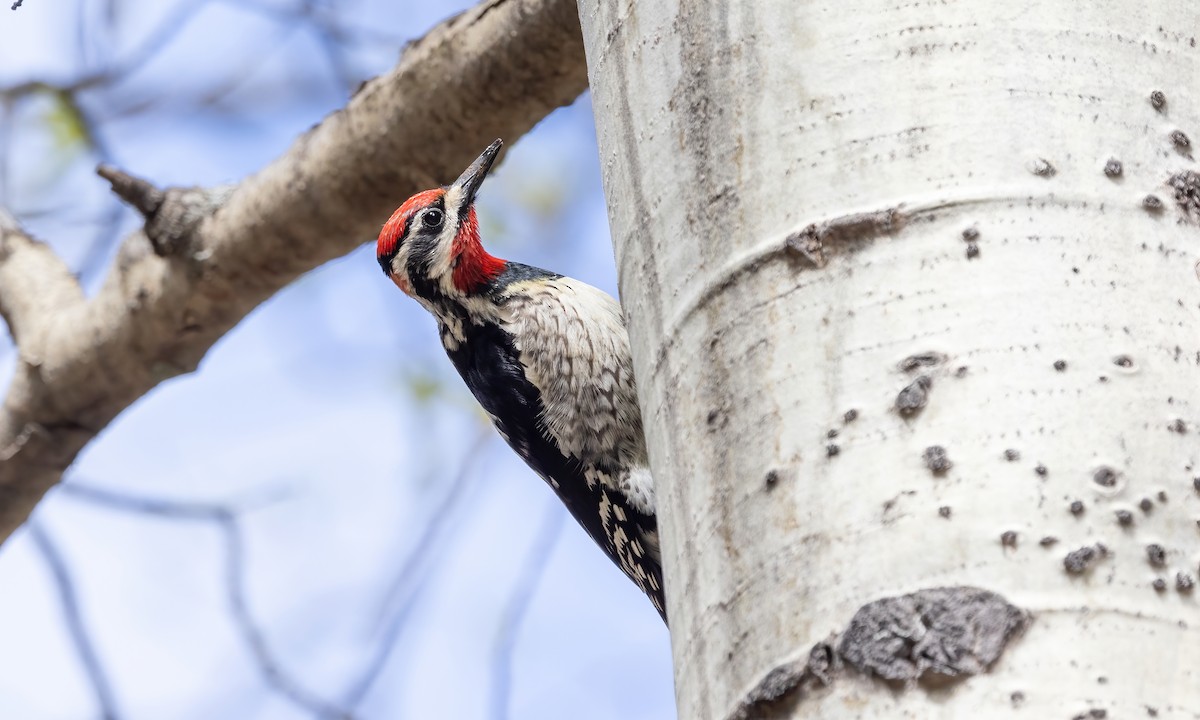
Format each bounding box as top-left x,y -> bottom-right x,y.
377,139 -> 507,300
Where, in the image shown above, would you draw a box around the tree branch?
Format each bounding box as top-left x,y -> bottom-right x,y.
0,0 -> 588,544
0,211 -> 85,349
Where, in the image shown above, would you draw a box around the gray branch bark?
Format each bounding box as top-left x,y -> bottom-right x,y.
0,0 -> 588,545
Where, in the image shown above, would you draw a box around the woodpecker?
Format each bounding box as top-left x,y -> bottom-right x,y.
377,140 -> 665,621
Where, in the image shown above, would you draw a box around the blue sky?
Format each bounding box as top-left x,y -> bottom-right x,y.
0,1 -> 675,718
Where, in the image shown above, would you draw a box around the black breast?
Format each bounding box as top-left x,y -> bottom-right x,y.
443,317 -> 665,620
445,318 -> 599,525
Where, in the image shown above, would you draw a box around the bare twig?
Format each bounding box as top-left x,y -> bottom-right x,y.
489,502 -> 564,720
1,0 -> 213,98
60,481 -> 351,718
341,429 -> 492,708
28,520 -> 121,720
219,512 -> 354,719
95,169 -> 233,257
0,0 -> 588,544
96,165 -> 164,219
57,480 -> 289,519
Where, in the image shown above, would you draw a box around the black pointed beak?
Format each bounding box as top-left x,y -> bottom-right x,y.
452,139 -> 502,207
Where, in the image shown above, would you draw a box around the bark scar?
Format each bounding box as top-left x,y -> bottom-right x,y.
656,193 -> 993,371
785,206 -> 906,268
838,586 -> 1028,684
723,586 -> 1028,720
724,640 -> 839,720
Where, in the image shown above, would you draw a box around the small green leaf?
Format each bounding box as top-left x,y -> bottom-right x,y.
405,373 -> 443,404
43,88 -> 90,151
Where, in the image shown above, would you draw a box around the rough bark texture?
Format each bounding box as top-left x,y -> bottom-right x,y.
0,0 -> 588,544
580,0 -> 1200,718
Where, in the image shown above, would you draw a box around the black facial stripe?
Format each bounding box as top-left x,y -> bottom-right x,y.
456,192 -> 473,224
403,196 -> 450,298
407,250 -> 440,299
377,212 -> 414,274
380,196 -> 446,276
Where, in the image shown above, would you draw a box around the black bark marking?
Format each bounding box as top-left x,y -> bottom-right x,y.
1168,169 -> 1200,220
1030,158 -> 1055,177
896,376 -> 932,417
837,587 -> 1028,684
1093,466 -> 1119,488
923,445 -> 952,475
899,352 -> 946,372
1146,543 -> 1166,567
1063,544 -> 1106,574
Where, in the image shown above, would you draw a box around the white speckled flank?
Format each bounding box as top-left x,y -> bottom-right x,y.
502,280 -> 646,465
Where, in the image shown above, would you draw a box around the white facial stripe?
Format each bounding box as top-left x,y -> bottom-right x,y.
390,243 -> 412,288
433,221 -> 460,295
419,195 -> 462,295
442,185 -> 466,217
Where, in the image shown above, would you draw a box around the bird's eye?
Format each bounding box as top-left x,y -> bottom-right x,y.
422,208 -> 444,228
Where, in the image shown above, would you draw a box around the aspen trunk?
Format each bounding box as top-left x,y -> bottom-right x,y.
579,1 -> 1200,718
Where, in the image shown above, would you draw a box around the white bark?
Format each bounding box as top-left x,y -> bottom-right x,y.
580,1 -> 1200,718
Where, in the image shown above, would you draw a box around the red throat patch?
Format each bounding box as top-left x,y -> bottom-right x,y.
451,207 -> 506,293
